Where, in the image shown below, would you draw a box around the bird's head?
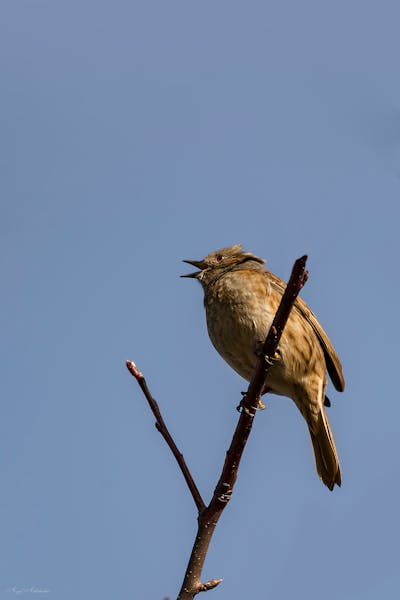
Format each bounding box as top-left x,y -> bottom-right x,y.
181,244 -> 265,286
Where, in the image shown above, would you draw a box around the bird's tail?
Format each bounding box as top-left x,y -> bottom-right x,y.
309,409 -> 341,491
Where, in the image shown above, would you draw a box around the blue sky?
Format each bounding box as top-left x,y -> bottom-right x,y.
1,1 -> 400,598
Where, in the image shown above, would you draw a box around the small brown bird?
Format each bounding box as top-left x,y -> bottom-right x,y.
182,244 -> 345,490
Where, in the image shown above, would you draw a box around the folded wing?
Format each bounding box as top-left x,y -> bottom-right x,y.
269,273 -> 345,392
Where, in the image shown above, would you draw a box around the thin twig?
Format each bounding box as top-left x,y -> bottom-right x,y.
126,360 -> 206,513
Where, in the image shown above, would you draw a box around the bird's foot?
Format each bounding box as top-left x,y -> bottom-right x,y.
255,342 -> 281,366
236,394 -> 266,414
263,349 -> 281,365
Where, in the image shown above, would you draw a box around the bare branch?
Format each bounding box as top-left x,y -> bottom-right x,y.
127,255 -> 308,599
126,360 -> 206,513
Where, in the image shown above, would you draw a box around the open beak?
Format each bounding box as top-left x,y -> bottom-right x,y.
181,259 -> 205,278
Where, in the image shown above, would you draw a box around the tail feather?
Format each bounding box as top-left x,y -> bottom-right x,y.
309,410 -> 341,491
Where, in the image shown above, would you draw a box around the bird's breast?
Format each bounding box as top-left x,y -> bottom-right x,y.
203,270 -> 277,381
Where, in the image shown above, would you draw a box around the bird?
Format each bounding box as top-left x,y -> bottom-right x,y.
182,244 -> 345,490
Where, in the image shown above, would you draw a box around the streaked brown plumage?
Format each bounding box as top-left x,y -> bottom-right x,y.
182,244 -> 345,490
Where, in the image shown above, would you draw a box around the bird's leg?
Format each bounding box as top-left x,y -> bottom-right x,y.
254,343 -> 281,410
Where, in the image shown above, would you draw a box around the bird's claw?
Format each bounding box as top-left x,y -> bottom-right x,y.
263,350 -> 281,366
236,395 -> 266,414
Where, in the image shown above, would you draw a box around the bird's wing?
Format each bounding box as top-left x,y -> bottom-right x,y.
269,272 -> 345,392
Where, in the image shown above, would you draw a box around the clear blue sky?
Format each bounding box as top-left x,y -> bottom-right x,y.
1,1 -> 400,598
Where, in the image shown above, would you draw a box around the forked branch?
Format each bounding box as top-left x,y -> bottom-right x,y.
126,255 -> 308,599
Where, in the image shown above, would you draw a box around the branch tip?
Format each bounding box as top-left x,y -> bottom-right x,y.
198,579 -> 223,592
126,359 -> 143,380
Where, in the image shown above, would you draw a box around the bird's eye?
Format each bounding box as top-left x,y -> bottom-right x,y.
216,254 -> 223,262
